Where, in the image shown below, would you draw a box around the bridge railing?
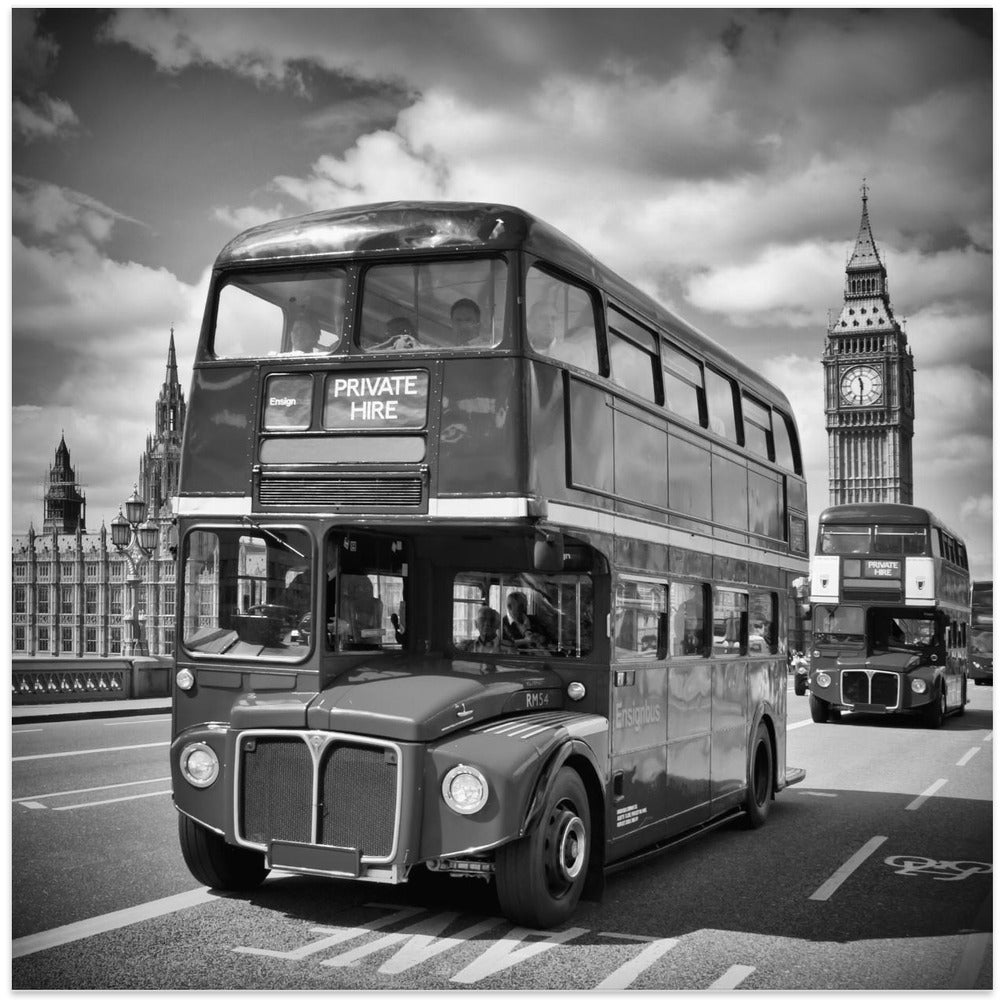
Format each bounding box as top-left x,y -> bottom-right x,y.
11,656 -> 172,704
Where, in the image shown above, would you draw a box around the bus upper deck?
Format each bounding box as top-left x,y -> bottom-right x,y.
180,202 -> 808,559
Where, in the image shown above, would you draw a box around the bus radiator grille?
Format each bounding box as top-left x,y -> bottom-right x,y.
318,744 -> 396,857
258,475 -> 423,508
841,670 -> 900,708
239,737 -> 313,845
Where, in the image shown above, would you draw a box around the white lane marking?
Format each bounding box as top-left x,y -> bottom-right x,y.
13,741 -> 169,763
594,935 -> 679,989
21,801 -> 48,810
12,728 -> 44,735
52,790 -> 173,811
906,779 -> 948,811
708,964 -> 755,990
12,886 -> 218,959
450,925 -> 589,984
983,732 -> 993,742
798,791 -> 838,798
14,777 -> 171,803
105,718 -> 171,727
236,905 -> 424,960
956,747 -> 981,767
787,719 -> 813,730
810,835 -> 888,901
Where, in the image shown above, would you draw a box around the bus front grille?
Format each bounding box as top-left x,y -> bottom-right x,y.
841,671 -> 900,709
258,474 -> 423,508
237,732 -> 400,861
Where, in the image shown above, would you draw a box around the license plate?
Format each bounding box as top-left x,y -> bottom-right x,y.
268,840 -> 361,877
849,703 -> 887,713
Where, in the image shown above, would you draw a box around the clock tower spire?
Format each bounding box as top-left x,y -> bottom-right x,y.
824,184 -> 915,504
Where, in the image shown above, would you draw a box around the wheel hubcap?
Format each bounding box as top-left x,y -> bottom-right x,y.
543,801 -> 586,895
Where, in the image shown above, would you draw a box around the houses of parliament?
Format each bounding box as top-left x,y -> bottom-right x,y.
11,191 -> 914,658
11,334 -> 186,657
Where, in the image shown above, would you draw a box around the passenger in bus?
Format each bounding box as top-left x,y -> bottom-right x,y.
503,591 -> 551,649
339,573 -> 384,645
383,315 -> 419,350
459,606 -> 504,653
289,314 -> 324,353
526,300 -> 558,353
450,298 -> 482,345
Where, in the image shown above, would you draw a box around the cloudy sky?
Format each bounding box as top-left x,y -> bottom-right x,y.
9,9 -> 993,577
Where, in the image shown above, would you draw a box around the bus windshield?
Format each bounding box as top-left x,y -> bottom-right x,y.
971,628 -> 993,655
452,572 -> 593,657
182,527 -> 312,660
813,604 -> 865,643
869,608 -> 938,651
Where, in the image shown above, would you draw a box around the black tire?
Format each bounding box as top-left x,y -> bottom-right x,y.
809,694 -> 831,724
924,684 -> 947,729
744,723 -> 773,829
178,813 -> 268,891
495,767 -> 590,929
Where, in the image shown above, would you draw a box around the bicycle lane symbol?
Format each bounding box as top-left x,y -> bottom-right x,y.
885,856 -> 993,882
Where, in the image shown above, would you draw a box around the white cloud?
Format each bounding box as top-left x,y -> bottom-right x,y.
12,94 -> 79,143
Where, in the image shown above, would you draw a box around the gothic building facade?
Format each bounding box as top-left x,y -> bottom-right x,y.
823,187 -> 915,504
12,333 -> 186,658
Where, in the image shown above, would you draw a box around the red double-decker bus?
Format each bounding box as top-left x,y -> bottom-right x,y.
803,503 -> 972,726
170,202 -> 808,927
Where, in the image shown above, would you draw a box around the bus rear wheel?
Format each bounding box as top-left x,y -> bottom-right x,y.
809,695 -> 831,724
495,767 -> 590,929
744,723 -> 773,829
178,814 -> 268,891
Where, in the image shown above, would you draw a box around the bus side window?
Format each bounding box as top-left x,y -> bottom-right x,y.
525,267 -> 600,373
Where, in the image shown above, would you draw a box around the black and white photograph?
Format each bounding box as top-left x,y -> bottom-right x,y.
10,8 -> 992,991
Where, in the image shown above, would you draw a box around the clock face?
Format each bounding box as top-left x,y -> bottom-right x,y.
840,365 -> 883,406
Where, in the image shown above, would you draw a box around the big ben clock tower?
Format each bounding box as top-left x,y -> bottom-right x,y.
824,184 -> 915,504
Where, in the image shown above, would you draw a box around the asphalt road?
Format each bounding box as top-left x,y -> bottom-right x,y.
11,681 -> 993,990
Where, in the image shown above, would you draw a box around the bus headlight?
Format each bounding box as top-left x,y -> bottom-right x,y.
910,678 -> 927,695
176,668 -> 195,691
815,672 -> 832,688
442,765 -> 489,815
567,682 -> 586,701
180,743 -> 219,788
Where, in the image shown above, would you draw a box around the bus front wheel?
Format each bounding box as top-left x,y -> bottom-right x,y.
495,767 -> 590,929
809,695 -> 831,724
178,814 -> 268,891
924,685 -> 947,729
744,723 -> 773,829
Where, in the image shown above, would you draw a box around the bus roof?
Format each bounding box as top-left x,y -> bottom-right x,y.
215,200 -> 793,413
817,503 -> 961,539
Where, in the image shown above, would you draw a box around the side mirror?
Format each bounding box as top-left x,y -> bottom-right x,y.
656,612 -> 670,660
533,531 -> 564,572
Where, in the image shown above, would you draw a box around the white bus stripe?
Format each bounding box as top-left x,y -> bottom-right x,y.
52,790 -> 173,811
12,886 -> 218,959
707,965 -> 755,990
13,741 -> 169,763
906,779 -> 947,811
956,747 -> 981,767
594,936 -> 679,989
810,835 -> 887,901
14,777 -> 171,803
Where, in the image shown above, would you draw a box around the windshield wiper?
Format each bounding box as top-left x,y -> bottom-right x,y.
241,514 -> 306,559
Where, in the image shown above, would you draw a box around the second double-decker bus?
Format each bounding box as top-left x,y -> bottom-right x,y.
170,201 -> 808,928
970,580 -> 993,686
803,503 -> 972,727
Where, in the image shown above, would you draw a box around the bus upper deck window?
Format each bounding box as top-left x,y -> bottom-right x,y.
704,369 -> 739,442
873,526 -> 928,555
820,526 -> 870,554
359,259 -> 507,352
525,267 -> 600,373
213,270 -> 347,359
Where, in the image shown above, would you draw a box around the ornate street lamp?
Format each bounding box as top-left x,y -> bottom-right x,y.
111,486 -> 159,656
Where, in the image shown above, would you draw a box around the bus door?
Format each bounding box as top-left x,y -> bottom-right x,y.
609,578 -> 669,843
